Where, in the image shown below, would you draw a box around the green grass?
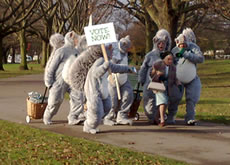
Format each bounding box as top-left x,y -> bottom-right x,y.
0,63 -> 44,78
0,120 -> 187,165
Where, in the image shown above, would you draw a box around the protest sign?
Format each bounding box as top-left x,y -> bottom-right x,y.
84,23 -> 117,46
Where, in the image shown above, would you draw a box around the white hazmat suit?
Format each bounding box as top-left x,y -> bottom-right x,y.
43,31 -> 82,125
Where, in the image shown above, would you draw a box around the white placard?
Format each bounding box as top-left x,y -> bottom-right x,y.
84,22 -> 117,46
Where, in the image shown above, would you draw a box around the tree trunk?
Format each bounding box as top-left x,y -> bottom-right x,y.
11,48 -> 15,64
41,20 -> 53,68
145,13 -> 158,53
0,37 -> 4,70
168,16 -> 179,48
41,40 -> 48,68
19,28 -> 28,70
144,1 -> 180,47
2,47 -> 8,64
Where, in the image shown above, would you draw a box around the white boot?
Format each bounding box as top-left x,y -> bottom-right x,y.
103,118 -> 115,126
43,113 -> 52,125
68,115 -> 85,125
116,118 -> 133,125
68,119 -> 82,125
83,121 -> 99,134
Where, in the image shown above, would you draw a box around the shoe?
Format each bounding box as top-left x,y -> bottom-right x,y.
158,122 -> 166,127
43,116 -> 52,125
68,119 -> 83,125
68,115 -> 85,125
166,115 -> 176,125
83,125 -> 99,134
166,119 -> 176,125
116,118 -> 133,125
103,119 -> 115,126
187,120 -> 197,126
83,121 -> 100,134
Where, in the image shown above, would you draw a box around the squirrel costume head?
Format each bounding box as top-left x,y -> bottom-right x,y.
118,35 -> 131,54
175,34 -> 188,48
49,33 -> 64,49
153,29 -> 172,52
182,28 -> 196,43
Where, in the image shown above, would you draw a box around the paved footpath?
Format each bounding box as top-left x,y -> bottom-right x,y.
0,74 -> 230,165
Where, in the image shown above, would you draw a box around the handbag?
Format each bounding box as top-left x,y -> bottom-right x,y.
147,82 -> 166,92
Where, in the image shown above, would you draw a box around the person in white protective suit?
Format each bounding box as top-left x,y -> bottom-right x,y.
103,35 -> 135,126
62,35 -> 88,122
167,28 -> 204,125
138,29 -> 172,124
69,42 -> 136,134
44,33 -> 64,74
43,31 -> 83,125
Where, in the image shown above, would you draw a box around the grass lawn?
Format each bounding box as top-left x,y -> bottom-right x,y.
0,120 -> 187,165
0,63 -> 44,79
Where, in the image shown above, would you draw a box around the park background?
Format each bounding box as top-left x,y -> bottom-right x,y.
0,0 -> 230,164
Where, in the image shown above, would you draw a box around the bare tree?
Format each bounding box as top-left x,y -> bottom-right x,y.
53,0 -> 81,34
206,0 -> 230,21
8,0 -> 42,70
0,0 -> 40,70
106,0 -> 211,49
29,0 -> 58,67
107,0 -> 159,53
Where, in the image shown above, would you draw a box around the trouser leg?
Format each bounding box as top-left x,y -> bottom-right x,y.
116,82 -> 134,123
68,90 -> 84,125
184,77 -> 201,122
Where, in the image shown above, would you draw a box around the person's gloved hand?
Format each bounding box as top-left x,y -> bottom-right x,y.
128,66 -> 137,74
103,61 -> 110,69
48,85 -> 52,90
176,48 -> 185,58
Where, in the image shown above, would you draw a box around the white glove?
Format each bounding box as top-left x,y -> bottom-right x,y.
129,66 -> 137,74
103,61 -> 110,69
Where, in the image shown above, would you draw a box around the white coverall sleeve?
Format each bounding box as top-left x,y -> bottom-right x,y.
183,44 -> 204,64
138,55 -> 150,84
109,62 -> 130,74
45,50 -> 63,87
